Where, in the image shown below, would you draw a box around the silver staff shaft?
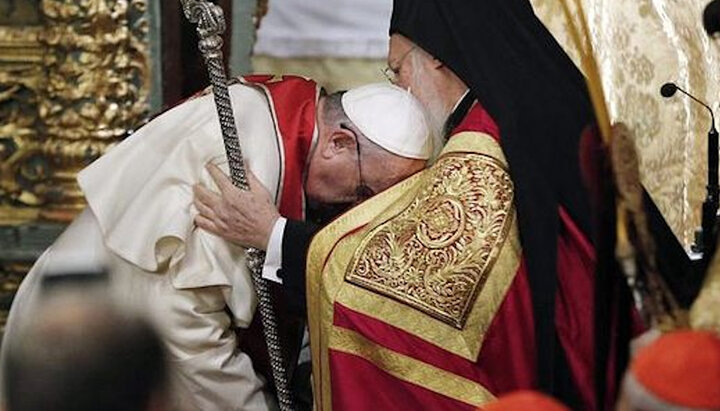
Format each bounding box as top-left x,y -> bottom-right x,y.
180,2 -> 293,410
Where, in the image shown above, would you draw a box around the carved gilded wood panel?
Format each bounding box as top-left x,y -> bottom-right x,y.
0,0 -> 151,223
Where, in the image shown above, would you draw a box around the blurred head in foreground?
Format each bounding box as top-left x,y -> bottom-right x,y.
3,291 -> 169,411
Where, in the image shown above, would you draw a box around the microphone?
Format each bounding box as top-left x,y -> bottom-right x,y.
660,82 -> 716,127
660,82 -> 677,98
704,0 -> 720,36
661,82 -> 719,262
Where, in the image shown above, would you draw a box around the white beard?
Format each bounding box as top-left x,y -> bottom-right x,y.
409,59 -> 451,161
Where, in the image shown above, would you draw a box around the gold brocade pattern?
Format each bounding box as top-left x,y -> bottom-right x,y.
347,153 -> 514,329
532,0 -> 720,248
307,132 -> 522,410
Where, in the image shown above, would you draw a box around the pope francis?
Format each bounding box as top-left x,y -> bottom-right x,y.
0,76 -> 431,411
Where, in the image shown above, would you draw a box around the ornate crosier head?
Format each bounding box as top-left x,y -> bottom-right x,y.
180,0 -> 226,58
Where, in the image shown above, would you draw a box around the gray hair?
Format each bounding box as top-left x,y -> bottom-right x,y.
408,50 -> 450,161
321,91 -> 387,157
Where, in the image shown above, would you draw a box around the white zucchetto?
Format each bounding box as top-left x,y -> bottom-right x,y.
342,83 -> 432,160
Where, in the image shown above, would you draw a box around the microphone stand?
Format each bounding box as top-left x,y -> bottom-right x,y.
663,83 -> 720,264
702,119 -> 719,266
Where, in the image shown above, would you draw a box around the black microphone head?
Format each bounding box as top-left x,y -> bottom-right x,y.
705,0 -> 720,35
660,82 -> 678,98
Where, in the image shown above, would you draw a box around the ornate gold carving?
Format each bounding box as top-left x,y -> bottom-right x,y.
0,1 -> 151,221
0,26 -> 43,64
0,25 -> 46,211
37,0 -> 151,220
346,153 -> 515,329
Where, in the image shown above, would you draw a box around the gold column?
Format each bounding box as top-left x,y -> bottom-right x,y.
37,0 -> 151,221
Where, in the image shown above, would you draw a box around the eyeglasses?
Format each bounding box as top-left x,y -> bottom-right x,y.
382,46 -> 416,84
340,124 -> 375,203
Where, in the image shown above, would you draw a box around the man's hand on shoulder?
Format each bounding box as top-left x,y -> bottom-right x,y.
193,164 -> 280,250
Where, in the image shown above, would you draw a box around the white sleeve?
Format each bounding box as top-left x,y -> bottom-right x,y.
261,217 -> 287,284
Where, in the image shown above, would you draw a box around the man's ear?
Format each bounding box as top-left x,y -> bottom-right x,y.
321,127 -> 356,159
431,57 -> 445,70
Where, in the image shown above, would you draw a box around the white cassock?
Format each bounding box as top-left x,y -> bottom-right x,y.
0,84 -> 284,411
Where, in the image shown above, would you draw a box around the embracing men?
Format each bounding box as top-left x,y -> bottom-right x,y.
0,76 -> 431,411
197,1 -> 632,410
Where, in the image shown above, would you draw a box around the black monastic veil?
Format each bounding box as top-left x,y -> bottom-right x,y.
390,0 -> 599,407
